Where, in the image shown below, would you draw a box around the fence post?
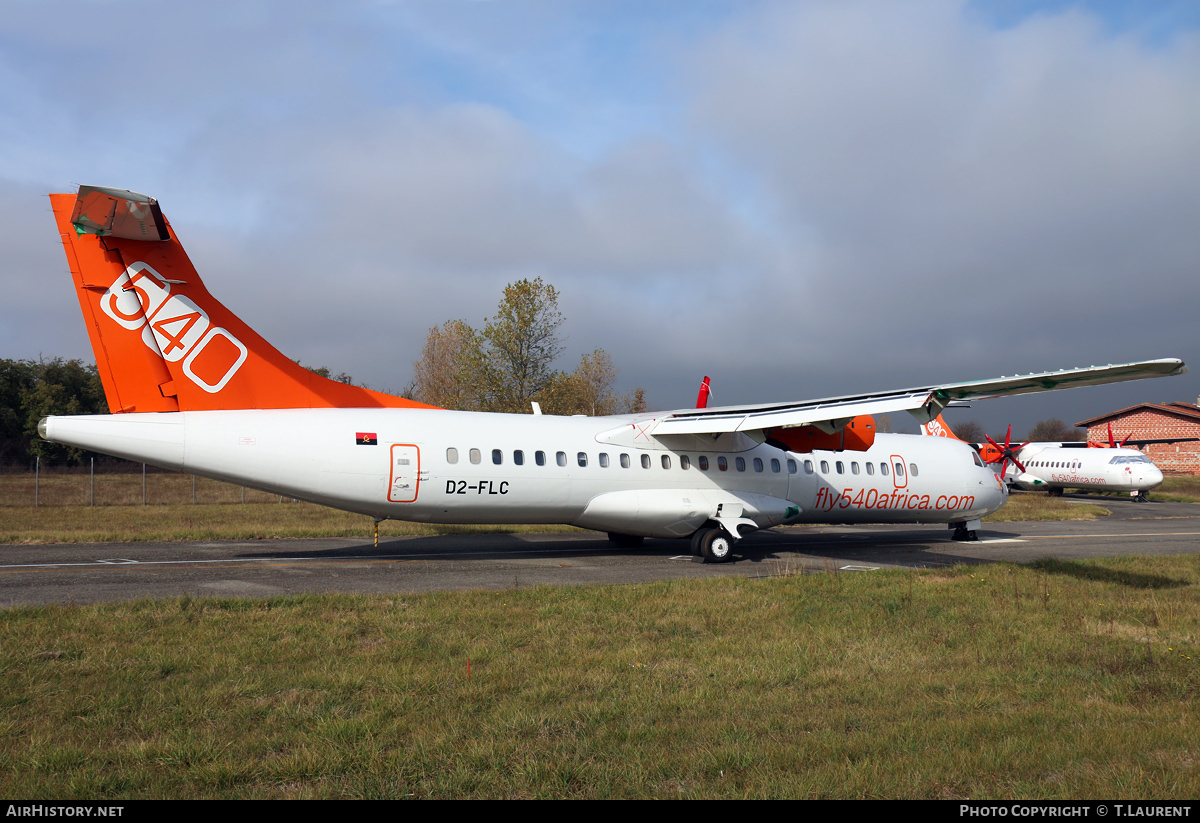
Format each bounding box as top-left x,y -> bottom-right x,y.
90,457 -> 94,506
142,463 -> 146,505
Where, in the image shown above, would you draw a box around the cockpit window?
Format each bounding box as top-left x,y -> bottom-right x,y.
973,452 -> 984,468
1109,454 -> 1152,465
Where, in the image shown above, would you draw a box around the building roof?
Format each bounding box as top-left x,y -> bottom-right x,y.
1076,402 -> 1200,428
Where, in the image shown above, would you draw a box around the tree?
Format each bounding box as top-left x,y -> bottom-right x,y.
411,319 -> 485,410
951,420 -> 985,443
479,278 -> 565,413
1026,418 -> 1083,442
410,279 -> 647,415
0,359 -> 38,464
556,349 -> 620,416
1,357 -> 114,465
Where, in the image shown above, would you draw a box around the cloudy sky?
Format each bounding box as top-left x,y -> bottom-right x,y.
3,0 -> 1198,436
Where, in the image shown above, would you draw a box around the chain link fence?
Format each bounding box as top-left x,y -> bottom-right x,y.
2,459 -> 298,507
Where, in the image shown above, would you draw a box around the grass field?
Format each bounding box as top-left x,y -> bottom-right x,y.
0,469 -> 1122,543
1,555 -> 1198,798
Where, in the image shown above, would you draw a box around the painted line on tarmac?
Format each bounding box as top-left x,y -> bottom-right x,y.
0,544 -> 613,573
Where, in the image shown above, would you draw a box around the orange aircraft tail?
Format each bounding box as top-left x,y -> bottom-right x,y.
920,414 -> 964,441
51,186 -> 434,413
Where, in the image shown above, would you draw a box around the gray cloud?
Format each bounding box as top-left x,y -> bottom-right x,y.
3,1 -> 1197,435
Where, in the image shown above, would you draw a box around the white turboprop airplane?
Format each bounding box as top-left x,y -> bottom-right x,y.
39,186 -> 1188,561
921,418 -> 1167,500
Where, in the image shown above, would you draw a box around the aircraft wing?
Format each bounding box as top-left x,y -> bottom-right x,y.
646,359 -> 1186,437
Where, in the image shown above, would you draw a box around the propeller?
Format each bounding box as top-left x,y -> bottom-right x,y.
982,425 -> 1029,479
1088,421 -> 1132,448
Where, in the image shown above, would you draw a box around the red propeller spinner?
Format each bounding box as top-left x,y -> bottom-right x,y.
982,425 -> 1029,479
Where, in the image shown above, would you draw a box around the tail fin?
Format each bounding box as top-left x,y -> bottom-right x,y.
920,414 -> 964,440
51,186 -> 434,413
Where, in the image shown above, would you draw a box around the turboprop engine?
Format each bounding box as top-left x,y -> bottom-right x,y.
766,414 -> 876,453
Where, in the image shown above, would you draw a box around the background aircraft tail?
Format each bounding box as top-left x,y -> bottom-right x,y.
51,186 -> 434,413
920,414 -> 964,440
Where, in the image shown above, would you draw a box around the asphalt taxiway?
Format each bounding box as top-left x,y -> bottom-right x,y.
2,496 -> 1198,606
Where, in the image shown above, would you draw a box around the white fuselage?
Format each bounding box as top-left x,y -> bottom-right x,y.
1006,444 -> 1164,494
41,408 -> 1008,538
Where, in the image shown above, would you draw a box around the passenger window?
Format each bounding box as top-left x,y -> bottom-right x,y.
894,462 -> 904,478
470,449 -> 481,465
910,462 -> 918,477
492,449 -> 503,465
578,452 -> 588,468
641,454 -> 651,469
718,457 -> 728,471
836,461 -> 844,474
514,450 -> 524,466
661,455 -> 672,469
787,459 -> 797,474
680,455 -> 691,470
736,457 -> 746,472
446,447 -> 459,464
620,453 -> 631,468
599,453 -> 609,468
699,456 -> 709,471
536,451 -> 546,466
851,462 -> 860,475
820,461 -> 830,474
753,458 -> 763,472
881,463 -> 890,476
866,462 -> 875,475
557,451 -> 567,467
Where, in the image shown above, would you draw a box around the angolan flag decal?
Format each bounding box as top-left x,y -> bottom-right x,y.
356,432 -> 378,446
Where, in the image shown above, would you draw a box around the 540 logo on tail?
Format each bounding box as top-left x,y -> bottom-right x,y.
101,262 -> 247,393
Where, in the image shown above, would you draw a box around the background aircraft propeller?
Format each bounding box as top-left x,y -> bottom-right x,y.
982,425 -> 1029,479
1088,421 -> 1132,448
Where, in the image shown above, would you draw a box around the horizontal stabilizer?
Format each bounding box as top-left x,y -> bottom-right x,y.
70,186 -> 169,241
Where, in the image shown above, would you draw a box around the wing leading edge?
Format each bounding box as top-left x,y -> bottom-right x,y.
646,359 -> 1187,438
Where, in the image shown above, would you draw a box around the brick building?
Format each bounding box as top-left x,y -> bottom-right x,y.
1075,401 -> 1200,475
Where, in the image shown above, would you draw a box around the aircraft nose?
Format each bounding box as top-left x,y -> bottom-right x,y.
979,466 -> 1008,512
1145,465 -> 1164,489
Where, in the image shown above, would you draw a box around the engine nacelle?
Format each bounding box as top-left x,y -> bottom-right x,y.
767,414 -> 876,453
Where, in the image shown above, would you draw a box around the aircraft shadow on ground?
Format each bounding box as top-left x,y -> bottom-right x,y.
230,526 -> 1021,570
1026,557 -> 1188,590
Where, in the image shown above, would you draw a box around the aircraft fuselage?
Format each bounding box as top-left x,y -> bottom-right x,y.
1007,444 -> 1164,496
41,409 -> 1007,538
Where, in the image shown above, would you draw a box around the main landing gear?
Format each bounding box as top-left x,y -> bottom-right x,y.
950,519 -> 982,542
690,524 -> 737,563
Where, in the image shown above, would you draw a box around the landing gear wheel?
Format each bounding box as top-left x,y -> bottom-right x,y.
699,528 -> 734,563
952,524 -> 978,542
607,532 -> 644,548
